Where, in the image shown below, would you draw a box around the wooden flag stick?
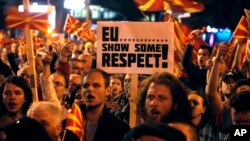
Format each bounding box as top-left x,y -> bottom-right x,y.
23,0 -> 38,102
129,74 -> 138,128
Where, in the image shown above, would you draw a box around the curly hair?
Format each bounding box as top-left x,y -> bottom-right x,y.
138,72 -> 192,123
0,75 -> 33,116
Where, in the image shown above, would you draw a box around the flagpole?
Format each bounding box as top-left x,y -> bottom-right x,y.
23,0 -> 38,102
129,74 -> 138,128
62,129 -> 67,141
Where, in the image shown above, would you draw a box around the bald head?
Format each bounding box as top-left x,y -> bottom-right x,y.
78,53 -> 93,75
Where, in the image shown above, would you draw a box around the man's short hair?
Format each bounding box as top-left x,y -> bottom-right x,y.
230,91 -> 250,113
122,123 -> 186,141
199,44 -> 213,55
235,78 -> 250,88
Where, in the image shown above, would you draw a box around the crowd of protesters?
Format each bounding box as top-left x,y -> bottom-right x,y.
0,21 -> 250,141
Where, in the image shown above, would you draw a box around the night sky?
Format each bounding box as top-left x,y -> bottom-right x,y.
1,0 -> 250,31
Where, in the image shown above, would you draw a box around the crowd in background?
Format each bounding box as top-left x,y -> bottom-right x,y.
0,23 -> 249,141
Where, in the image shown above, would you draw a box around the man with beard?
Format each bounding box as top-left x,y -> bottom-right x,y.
135,72 -> 199,141
182,29 -> 212,95
65,69 -> 130,141
137,71 -> 192,123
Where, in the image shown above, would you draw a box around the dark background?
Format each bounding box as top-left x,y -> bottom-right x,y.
0,0 -> 250,32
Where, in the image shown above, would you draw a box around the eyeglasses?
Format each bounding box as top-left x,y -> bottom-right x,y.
53,81 -> 66,87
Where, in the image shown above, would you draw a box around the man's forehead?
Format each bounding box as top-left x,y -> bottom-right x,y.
84,72 -> 103,80
198,48 -> 209,53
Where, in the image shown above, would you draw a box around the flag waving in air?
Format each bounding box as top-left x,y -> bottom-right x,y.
78,29 -> 97,41
135,0 -> 204,13
232,16 -> 249,43
65,104 -> 84,140
64,14 -> 82,35
6,7 -> 49,32
224,16 -> 249,68
244,8 -> 250,19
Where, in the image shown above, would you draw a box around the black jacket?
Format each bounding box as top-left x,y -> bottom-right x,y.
182,44 -> 208,95
64,104 -> 130,141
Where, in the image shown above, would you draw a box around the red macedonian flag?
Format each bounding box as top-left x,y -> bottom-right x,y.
6,7 -> 49,32
233,16 -> 249,43
135,0 -> 204,13
64,14 -> 82,35
76,22 -> 90,37
78,29 -> 97,41
65,104 -> 84,139
244,8 -> 250,19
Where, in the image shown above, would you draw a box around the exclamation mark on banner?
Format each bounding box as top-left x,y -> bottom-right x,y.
162,44 -> 168,68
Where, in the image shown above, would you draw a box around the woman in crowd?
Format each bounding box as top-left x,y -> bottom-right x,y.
0,75 -> 33,128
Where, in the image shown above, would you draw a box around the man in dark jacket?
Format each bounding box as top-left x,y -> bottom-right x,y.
182,29 -> 212,95
65,68 -> 130,141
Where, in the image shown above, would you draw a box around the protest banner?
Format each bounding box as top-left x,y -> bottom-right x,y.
97,21 -> 174,74
97,22 -> 174,127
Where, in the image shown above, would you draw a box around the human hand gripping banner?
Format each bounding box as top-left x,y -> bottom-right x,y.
97,22 -> 174,74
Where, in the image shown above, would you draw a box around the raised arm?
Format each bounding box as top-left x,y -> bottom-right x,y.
206,42 -> 228,114
36,48 -> 62,110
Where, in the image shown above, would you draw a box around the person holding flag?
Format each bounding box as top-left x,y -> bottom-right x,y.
182,27 -> 212,96
63,69 -> 130,141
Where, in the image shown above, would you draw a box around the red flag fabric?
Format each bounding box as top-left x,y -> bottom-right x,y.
224,37 -> 239,67
223,16 -> 249,67
233,16 -> 249,43
244,8 -> 250,19
135,0 -> 165,11
246,39 -> 250,61
135,0 -> 204,13
65,104 -> 84,139
167,0 -> 205,13
79,29 -> 97,41
173,20 -> 202,64
6,7 -> 49,32
76,22 -> 91,38
63,14 -> 82,35
0,37 -> 15,45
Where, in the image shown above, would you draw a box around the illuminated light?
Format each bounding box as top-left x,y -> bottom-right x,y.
207,26 -> 212,32
64,0 -> 85,9
202,33 -> 206,41
177,12 -> 191,19
206,26 -> 218,33
211,27 -> 218,33
209,33 -> 214,46
166,10 -> 172,14
47,27 -> 54,34
222,28 -> 231,32
90,6 -> 101,19
216,31 -> 232,42
151,14 -> 156,21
